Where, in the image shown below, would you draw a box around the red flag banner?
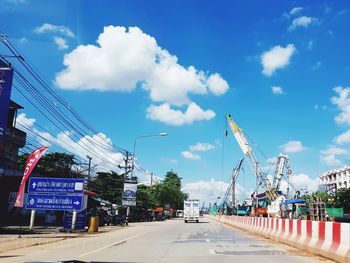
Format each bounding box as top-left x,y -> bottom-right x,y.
14,146 -> 48,208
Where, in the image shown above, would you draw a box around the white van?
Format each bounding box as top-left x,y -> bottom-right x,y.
183,199 -> 200,223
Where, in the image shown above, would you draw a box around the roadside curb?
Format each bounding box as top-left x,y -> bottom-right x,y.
208,215 -> 350,263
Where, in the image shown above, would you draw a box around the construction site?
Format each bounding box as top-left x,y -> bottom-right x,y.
209,114 -> 349,222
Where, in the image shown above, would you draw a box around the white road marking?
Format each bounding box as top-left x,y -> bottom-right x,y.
77,225 -> 167,258
209,249 -> 216,255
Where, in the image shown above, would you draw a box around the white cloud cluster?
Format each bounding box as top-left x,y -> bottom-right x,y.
271,86 -> 284,95
290,7 -> 303,16
189,142 -> 215,152
34,23 -> 75,37
288,16 -> 318,31
182,178 -> 250,205
320,145 -> 348,166
261,44 -> 296,76
34,23 -> 75,51
146,103 -> 215,126
331,86 -> 350,125
16,113 -> 124,171
280,140 -> 306,153
334,130 -> 350,145
279,173 -> 320,193
181,151 -> 201,161
181,141 -> 215,160
55,26 -> 229,125
54,36 -> 68,50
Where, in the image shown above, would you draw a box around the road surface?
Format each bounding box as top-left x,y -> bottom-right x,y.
0,217 -> 333,263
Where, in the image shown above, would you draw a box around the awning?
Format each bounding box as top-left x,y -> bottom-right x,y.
91,196 -> 111,206
282,198 -> 306,205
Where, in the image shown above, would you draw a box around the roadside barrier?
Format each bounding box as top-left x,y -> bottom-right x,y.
211,215 -> 350,263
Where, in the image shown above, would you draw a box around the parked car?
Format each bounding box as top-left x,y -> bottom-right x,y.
176,210 -> 183,218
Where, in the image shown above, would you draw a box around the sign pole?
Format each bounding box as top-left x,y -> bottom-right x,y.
29,209 -> 35,230
71,211 -> 77,231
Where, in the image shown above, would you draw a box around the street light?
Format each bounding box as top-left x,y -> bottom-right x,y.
131,132 -> 168,177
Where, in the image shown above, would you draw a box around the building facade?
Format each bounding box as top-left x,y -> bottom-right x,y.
319,166 -> 350,194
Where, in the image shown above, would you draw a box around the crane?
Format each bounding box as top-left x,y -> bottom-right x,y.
222,158 -> 244,209
273,154 -> 292,193
225,114 -> 280,201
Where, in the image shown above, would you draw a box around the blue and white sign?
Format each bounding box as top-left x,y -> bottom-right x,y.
26,194 -> 83,211
28,178 -> 84,194
63,210 -> 87,230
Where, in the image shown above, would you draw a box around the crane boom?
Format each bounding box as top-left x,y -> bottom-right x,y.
225,114 -> 279,201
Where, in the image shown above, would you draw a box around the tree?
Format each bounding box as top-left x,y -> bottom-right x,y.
87,171 -> 125,205
17,152 -> 83,178
136,184 -> 157,209
151,170 -> 187,209
333,188 -> 350,213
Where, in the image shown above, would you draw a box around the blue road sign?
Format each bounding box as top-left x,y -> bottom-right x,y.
63,210 -> 87,230
25,194 -> 83,211
28,178 -> 84,195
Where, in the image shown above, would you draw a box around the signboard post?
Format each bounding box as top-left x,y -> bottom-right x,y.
25,177 -> 85,231
122,180 -> 137,226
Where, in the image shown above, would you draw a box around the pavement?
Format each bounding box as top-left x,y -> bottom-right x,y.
0,225 -> 123,255
0,217 -> 334,263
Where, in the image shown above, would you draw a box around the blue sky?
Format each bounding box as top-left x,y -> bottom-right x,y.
1,0 -> 350,203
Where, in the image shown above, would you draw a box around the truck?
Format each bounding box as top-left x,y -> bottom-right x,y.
183,199 -> 200,223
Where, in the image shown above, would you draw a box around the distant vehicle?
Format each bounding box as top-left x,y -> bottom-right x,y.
184,199 -> 200,223
176,210 -> 183,218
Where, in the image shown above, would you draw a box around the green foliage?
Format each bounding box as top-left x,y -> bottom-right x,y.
333,188 -> 350,213
302,191 -> 334,207
150,170 -> 187,209
87,171 -> 125,205
17,152 -> 82,178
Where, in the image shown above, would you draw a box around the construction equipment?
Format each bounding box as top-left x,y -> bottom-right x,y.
222,159 -> 244,210
225,113 -> 292,216
225,114 -> 279,201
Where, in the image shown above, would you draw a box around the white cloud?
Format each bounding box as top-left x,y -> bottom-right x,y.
16,113 -> 124,171
331,86 -> 350,125
182,179 -> 250,205
320,145 -> 348,167
261,44 -> 296,76
334,130 -> 350,145
181,151 -> 201,160
54,36 -> 68,50
271,86 -> 284,95
189,142 -> 215,152
288,16 -> 318,31
290,7 -> 303,15
55,26 -> 228,125
206,73 -> 229,96
146,102 -> 215,126
16,113 -> 35,127
34,23 -> 75,38
279,173 -> 319,193
320,154 -> 343,167
320,145 -> 348,155
280,140 -> 306,153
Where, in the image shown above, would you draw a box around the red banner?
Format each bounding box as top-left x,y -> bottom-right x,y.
14,146 -> 48,208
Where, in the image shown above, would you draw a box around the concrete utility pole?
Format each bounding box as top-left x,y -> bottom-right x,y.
87,155 -> 92,181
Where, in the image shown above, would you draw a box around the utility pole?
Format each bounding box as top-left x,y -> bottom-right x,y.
118,151 -> 132,226
87,155 -> 92,181
150,172 -> 153,186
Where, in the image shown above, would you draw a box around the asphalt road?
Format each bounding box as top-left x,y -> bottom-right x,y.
0,217 -> 333,263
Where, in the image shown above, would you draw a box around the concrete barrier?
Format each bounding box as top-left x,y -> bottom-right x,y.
210,215 -> 350,262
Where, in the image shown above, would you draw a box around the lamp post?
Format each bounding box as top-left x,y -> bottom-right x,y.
131,132 -> 168,177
